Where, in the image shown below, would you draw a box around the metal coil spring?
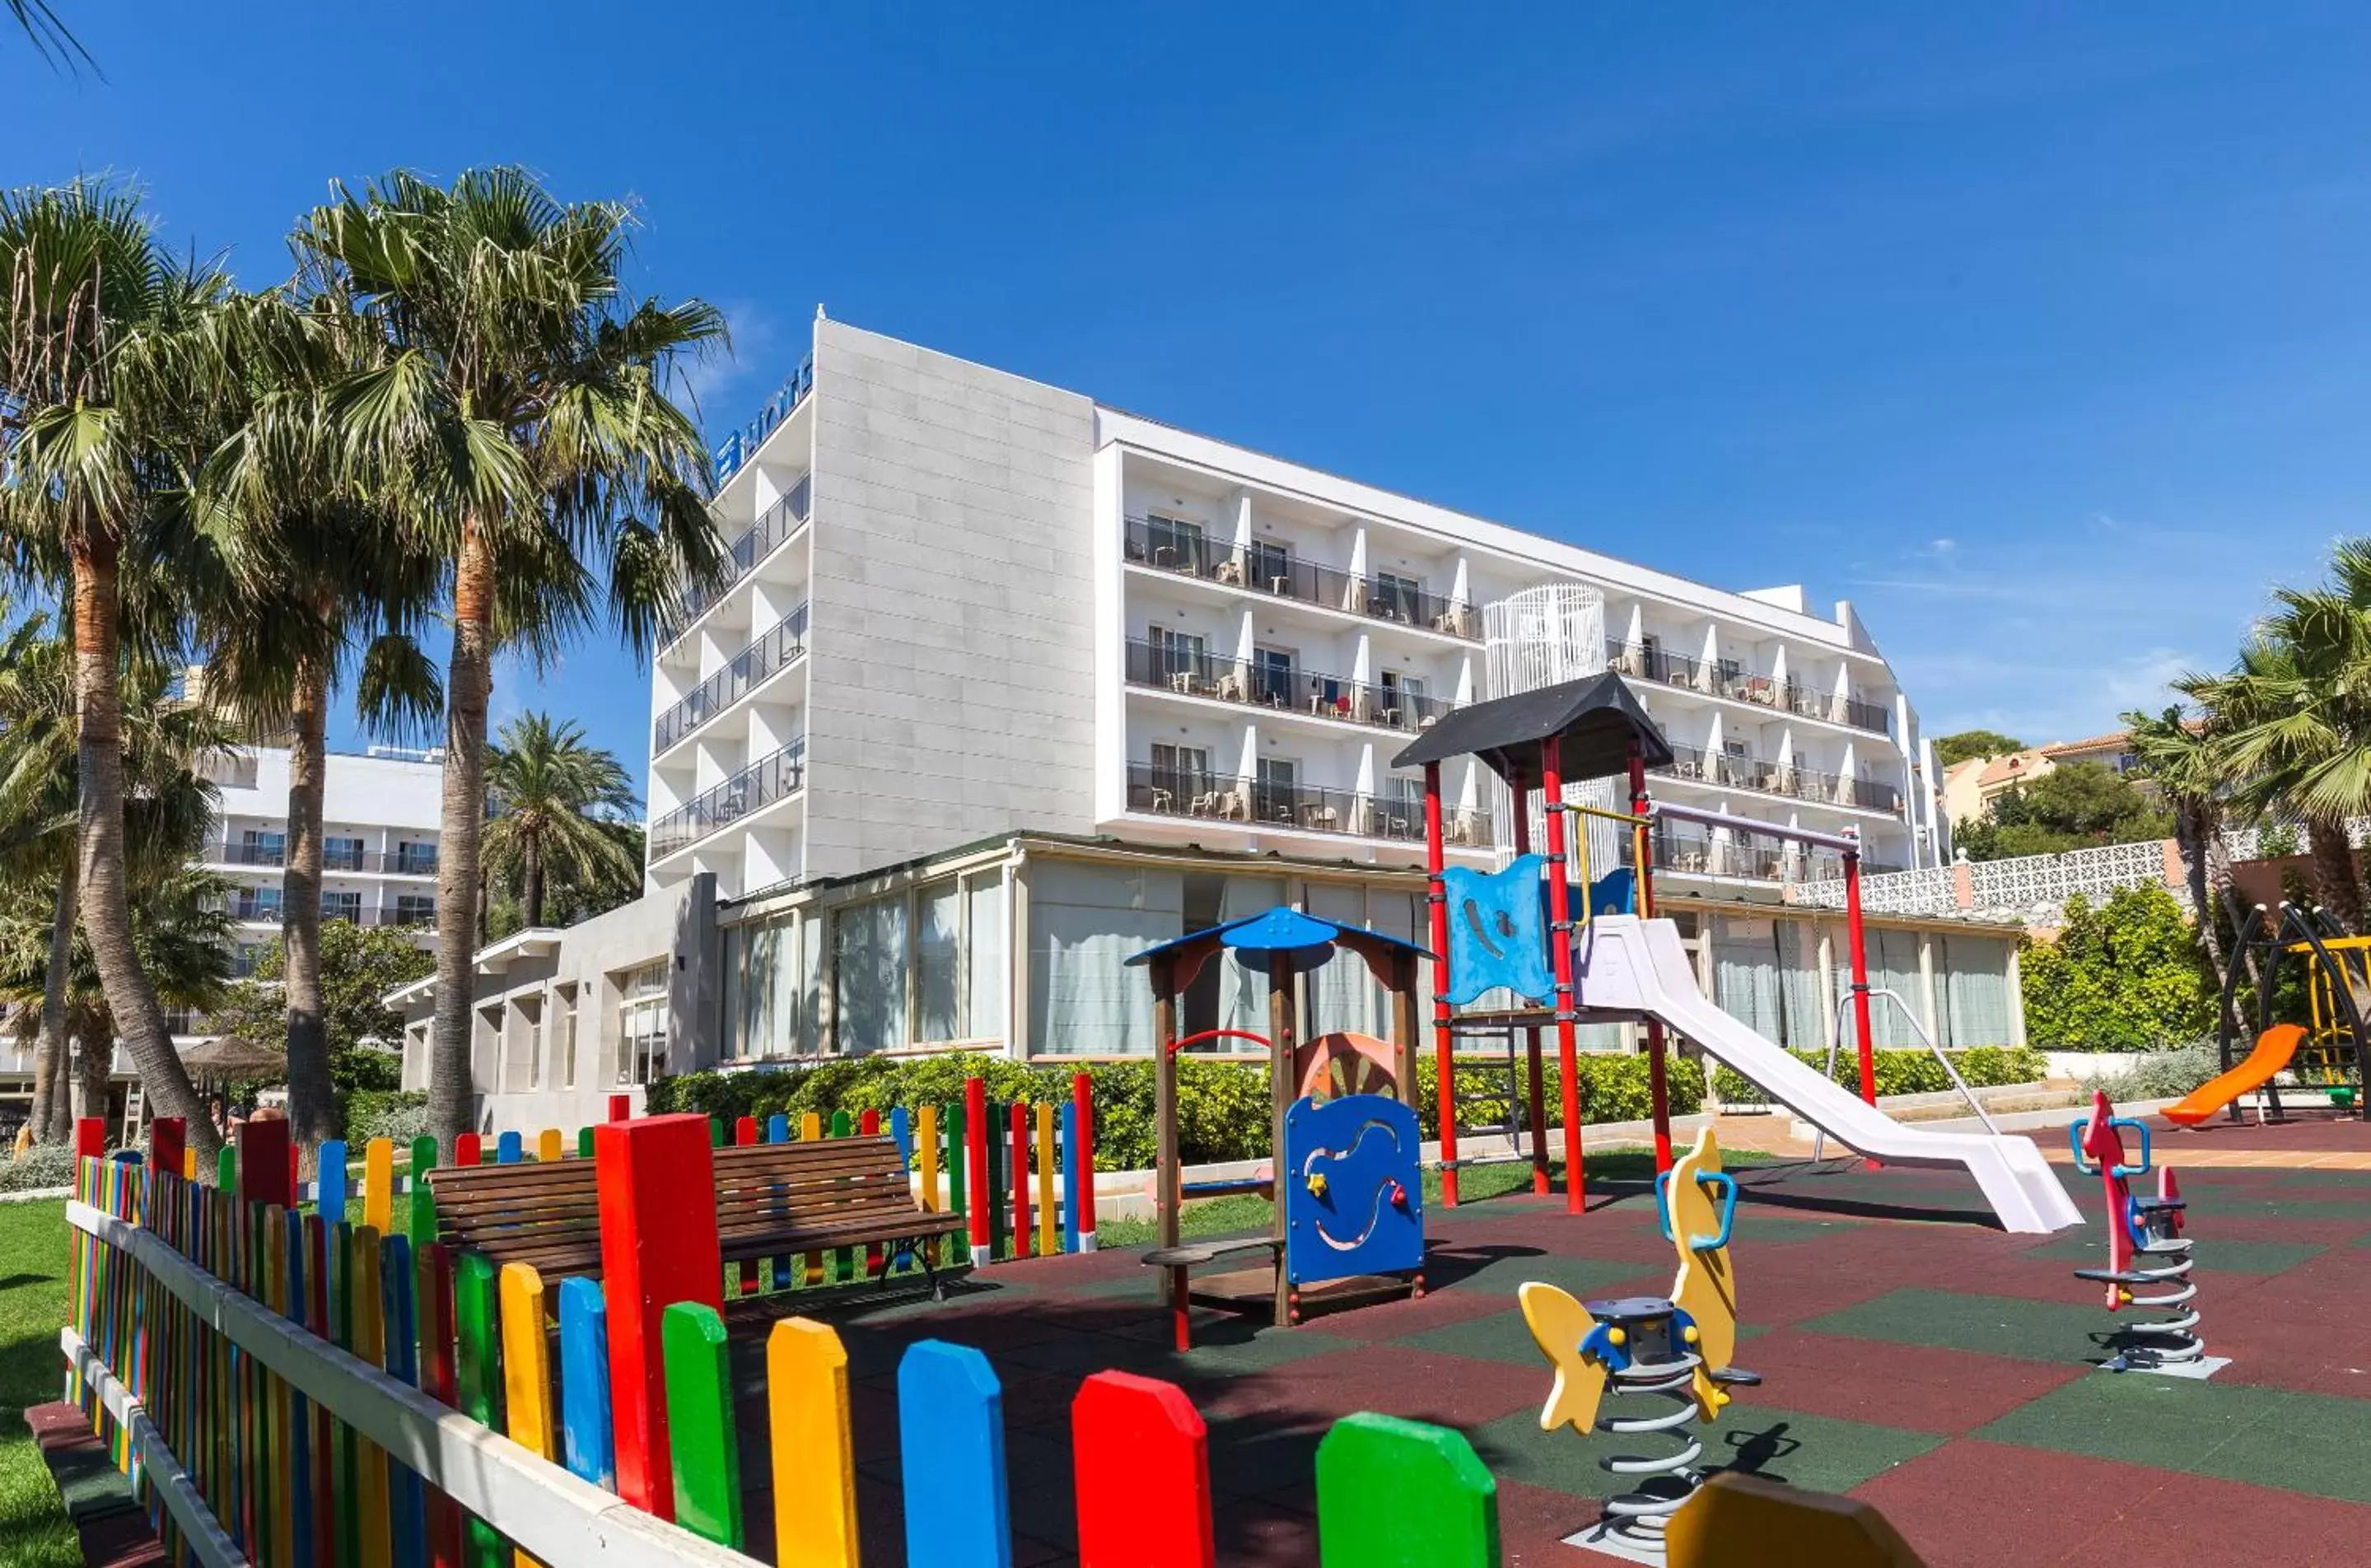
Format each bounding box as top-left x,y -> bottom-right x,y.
1591,1353 -> 1708,1556
2107,1238 -> 2203,1370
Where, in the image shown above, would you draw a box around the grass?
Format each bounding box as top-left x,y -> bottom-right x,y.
1090,1145 -> 1724,1248
0,1197 -> 80,1568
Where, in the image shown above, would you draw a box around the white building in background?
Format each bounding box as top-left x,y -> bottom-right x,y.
394,316 -> 2020,1135
0,742 -> 445,1137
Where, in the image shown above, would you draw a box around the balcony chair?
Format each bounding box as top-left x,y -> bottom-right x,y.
1215,672 -> 1246,702
1215,558 -> 1246,586
1188,790 -> 1220,817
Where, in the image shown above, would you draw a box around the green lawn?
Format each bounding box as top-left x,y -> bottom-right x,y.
0,1197 -> 79,1568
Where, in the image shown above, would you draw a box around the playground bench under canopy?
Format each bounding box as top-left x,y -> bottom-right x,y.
427,1134 -> 968,1295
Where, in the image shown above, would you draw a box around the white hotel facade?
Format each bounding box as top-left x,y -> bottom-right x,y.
393,317 -> 2023,1133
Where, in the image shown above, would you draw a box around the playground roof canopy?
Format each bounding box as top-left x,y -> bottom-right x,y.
1127,905 -> 1433,977
1390,670 -> 1673,785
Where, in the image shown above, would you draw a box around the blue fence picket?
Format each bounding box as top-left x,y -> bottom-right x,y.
558,1277 -> 616,1489
497,1132 -> 523,1165
317,1140 -> 348,1218
898,1340 -> 1010,1568
764,1115 -> 793,1290
381,1232 -> 427,1568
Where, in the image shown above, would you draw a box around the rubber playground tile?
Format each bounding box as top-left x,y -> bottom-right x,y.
1801,1286 -> 2113,1364
2167,1192 -> 2371,1223
2012,1230 -> 2328,1277
1175,1323 -> 1365,1380
1448,1249 -> 1667,1301
1463,1398 -> 1941,1503
1193,1344 -> 1547,1434
1491,1477 -> 1608,1567
1206,1494 -> 1321,1566
1975,1372 -> 2371,1504
1735,1328 -> 2089,1435
1849,1436 -> 2371,1568
1303,1279 -> 1515,1341
1390,1303 -> 1559,1370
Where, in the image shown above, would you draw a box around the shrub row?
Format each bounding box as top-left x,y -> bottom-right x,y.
346,1090 -> 430,1147
1709,1045 -> 2049,1106
647,1050 -> 1706,1172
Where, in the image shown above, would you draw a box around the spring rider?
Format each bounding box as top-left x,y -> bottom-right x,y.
2067,1090 -> 2223,1378
1519,1127 -> 1762,1564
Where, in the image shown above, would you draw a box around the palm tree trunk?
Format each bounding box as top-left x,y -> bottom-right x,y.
68,540 -> 219,1160
31,860 -> 76,1141
428,519 -> 494,1154
522,839 -> 543,929
2307,814 -> 2365,934
2178,806 -> 2227,975
72,1007 -> 111,1129
282,650 -> 337,1151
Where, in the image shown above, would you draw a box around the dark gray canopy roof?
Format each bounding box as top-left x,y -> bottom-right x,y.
1389,672 -> 1673,786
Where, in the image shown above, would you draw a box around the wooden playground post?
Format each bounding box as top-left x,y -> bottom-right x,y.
1631,739 -> 1675,1174
1035,1102 -> 1057,1259
1268,948 -> 1295,1327
964,1078 -> 991,1267
1071,1071 -> 1098,1252
1009,1102 -> 1031,1259
1541,736 -> 1585,1211
735,1116 -> 759,1295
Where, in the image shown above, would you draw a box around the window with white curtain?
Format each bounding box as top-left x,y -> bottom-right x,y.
835,895 -> 908,1056
1306,880 -> 1386,1039
1029,858 -> 1183,1056
728,913 -> 816,1060
917,880 -> 963,1043
967,875 -> 1006,1043
1216,875 -> 1287,1038
1939,933 -> 2015,1047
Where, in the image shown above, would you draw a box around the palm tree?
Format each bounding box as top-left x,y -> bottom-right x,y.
292,169 -> 726,1150
483,713 -> 639,929
189,289 -> 441,1152
0,178 -> 231,1156
7,2 -> 91,72
2122,702 -> 2242,975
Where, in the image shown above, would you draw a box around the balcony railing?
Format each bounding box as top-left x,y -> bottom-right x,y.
1124,640 -> 1459,735
712,352 -> 815,483
1605,642 -> 1892,735
208,843 -> 439,875
1124,763 -> 1493,849
1656,745 -> 1903,814
668,474 -> 812,642
1623,822 -> 1905,884
649,738 -> 807,861
654,604 -> 810,754
1123,519 -> 1479,641
226,896 -> 436,927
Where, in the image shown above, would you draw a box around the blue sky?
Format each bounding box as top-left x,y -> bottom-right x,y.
12,4 -> 2369,797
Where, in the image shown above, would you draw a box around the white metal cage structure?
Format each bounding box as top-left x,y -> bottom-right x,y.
1482,583 -> 1622,875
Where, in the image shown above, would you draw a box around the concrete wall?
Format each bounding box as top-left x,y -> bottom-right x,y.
800,320 -> 1100,879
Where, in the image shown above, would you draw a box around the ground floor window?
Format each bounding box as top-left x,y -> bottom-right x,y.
618,962 -> 669,1085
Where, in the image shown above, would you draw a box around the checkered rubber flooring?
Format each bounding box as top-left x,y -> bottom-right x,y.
727,1119 -> 2371,1567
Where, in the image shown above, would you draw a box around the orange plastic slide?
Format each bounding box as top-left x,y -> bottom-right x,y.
2162,1024 -> 2305,1127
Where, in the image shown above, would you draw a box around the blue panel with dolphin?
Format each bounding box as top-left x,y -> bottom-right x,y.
1283,1093 -> 1425,1286
1440,853 -> 1555,1005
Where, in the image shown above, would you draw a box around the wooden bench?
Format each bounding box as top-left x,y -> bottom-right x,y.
425,1134 -> 968,1297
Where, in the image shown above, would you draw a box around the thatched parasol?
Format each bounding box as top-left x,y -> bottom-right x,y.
179,1035 -> 288,1085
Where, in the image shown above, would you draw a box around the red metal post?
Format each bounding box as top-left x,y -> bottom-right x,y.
1540,740 -> 1585,1212
608,1094 -> 631,1122
1845,843 -> 1878,1108
1421,762 -> 1459,1207
594,1113 -> 722,1519
1509,765 -> 1552,1197
1630,743 -> 1674,1174
965,1076 -> 991,1265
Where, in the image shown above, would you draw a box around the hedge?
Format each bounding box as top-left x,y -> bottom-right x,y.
646,1050 -> 1705,1173
1709,1045 -> 2049,1106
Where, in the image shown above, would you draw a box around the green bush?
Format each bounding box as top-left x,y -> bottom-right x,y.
346,1090 -> 430,1147
648,1048 -> 1707,1170
1710,1044 -> 2050,1105
0,1140 -> 79,1192
2019,886 -> 2216,1050
2080,1042 -> 2224,1102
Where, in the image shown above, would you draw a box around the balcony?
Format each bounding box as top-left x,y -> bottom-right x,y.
226,895 -> 436,927
668,474 -> 811,643
1124,519 -> 1479,641
655,604 -> 810,754
1605,642 -> 1892,735
1656,745 -> 1903,814
1629,822 -> 1905,884
208,843 -> 438,875
1124,640 -> 1459,735
649,738 -> 807,861
1123,763 -> 1494,849
712,354 -> 815,484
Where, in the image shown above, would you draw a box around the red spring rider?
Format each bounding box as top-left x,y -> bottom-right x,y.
2066,1090 -> 2210,1375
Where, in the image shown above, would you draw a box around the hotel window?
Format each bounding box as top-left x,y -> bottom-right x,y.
1147,626 -> 1206,684
324,835 -> 366,871
1144,514 -> 1206,572
395,841 -> 437,875
1250,646 -> 1294,707
1247,538 -> 1292,592
914,872 -> 1008,1046
1254,758 -> 1300,822
617,962 -> 669,1085
1372,571 -> 1423,622
555,984 -> 580,1089
321,890 -> 363,923
395,894 -> 436,925
241,828 -> 287,866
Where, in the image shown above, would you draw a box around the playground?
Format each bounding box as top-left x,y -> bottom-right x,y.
743,1121 -> 2371,1566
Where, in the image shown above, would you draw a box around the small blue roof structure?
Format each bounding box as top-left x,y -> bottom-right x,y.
1127,905 -> 1434,973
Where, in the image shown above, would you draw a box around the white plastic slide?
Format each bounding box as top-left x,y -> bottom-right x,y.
1575,915 -> 2084,1234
